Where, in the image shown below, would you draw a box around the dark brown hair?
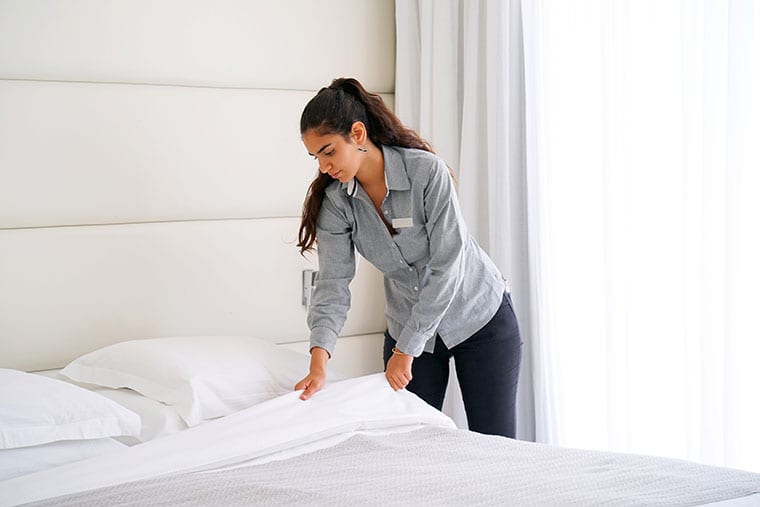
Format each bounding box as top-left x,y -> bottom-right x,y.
297,77 -> 434,254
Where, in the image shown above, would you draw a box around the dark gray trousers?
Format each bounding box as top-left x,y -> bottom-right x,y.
384,292 -> 522,438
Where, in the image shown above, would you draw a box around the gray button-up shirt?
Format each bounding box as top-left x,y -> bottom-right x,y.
308,145 -> 507,357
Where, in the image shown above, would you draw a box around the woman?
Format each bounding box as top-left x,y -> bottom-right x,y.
294,77 -> 522,438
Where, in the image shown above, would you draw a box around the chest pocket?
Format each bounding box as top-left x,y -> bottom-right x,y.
349,212 -> 397,272
393,223 -> 429,265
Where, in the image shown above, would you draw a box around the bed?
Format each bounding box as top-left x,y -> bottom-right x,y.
2,336 -> 760,507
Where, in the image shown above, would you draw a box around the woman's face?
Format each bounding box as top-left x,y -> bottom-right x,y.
302,129 -> 362,184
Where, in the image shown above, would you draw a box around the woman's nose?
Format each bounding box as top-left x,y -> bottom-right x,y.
318,159 -> 331,173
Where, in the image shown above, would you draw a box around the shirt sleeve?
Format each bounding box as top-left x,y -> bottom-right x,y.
395,159 -> 467,356
307,195 -> 356,357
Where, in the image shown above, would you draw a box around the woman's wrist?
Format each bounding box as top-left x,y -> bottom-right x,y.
309,346 -> 330,372
391,346 -> 410,356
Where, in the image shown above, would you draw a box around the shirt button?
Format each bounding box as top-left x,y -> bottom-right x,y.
413,286 -> 418,291
409,267 -> 414,272
384,209 -> 389,214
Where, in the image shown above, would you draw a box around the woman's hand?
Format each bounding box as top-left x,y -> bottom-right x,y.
294,370 -> 326,400
294,347 -> 330,400
385,350 -> 413,390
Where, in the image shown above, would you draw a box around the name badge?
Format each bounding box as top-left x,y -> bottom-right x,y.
391,217 -> 414,229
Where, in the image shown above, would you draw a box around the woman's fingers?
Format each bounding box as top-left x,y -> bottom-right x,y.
296,374 -> 325,400
385,354 -> 413,390
301,381 -> 320,400
385,371 -> 411,391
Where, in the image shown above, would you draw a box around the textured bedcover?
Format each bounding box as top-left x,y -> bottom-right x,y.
28,426 -> 760,507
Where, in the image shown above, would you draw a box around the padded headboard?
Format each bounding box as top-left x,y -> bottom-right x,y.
0,0 -> 395,371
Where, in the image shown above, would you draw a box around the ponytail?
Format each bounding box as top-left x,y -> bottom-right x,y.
297,78 -> 434,255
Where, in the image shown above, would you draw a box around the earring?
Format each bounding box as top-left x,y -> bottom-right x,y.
357,146 -> 368,153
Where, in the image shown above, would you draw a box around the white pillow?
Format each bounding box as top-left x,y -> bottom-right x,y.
0,369 -> 141,450
0,438 -> 126,481
34,370 -> 188,445
60,336 -> 337,427
98,388 -> 188,444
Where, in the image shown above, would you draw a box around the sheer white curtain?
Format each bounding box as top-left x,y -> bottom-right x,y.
396,0 -> 760,471
522,0 -> 760,471
394,0 -> 534,440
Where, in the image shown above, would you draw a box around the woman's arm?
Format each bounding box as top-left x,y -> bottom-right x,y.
295,197 -> 355,399
306,197 -> 356,356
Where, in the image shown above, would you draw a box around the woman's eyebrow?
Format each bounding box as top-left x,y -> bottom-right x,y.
308,143 -> 332,157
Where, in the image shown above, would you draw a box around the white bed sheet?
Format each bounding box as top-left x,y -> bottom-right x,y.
0,438 -> 126,482
0,374 -> 454,506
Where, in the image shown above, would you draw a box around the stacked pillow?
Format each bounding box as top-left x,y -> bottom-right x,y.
59,335 -> 333,427
0,368 -> 140,480
34,370 -> 188,445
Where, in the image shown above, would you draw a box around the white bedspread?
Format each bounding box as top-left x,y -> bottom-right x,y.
22,428 -> 760,507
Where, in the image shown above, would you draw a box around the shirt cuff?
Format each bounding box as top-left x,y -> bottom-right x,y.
309,326 -> 338,358
395,325 -> 429,357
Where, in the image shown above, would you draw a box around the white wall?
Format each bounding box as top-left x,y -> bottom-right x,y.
0,0 -> 395,372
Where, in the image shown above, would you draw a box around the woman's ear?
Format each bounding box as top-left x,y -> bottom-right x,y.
350,121 -> 368,145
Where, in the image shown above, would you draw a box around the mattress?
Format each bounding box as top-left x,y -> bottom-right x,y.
2,374 -> 759,507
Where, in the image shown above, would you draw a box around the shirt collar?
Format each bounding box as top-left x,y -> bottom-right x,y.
341,145 -> 411,197
342,178 -> 359,197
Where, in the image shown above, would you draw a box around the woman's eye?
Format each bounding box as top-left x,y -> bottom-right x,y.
325,150 -> 335,157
